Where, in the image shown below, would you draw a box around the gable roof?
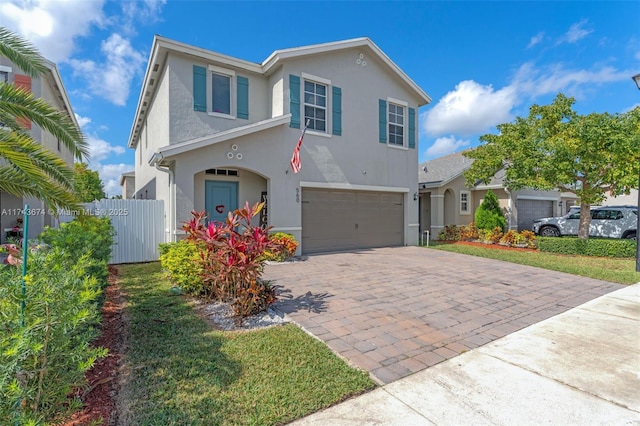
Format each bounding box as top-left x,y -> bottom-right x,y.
418,151 -> 473,188
128,36 -> 431,148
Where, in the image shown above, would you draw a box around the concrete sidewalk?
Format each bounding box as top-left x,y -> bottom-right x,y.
290,283 -> 640,425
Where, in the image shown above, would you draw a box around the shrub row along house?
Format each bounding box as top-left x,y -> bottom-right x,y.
126,36 -> 431,254
0,58 -> 78,243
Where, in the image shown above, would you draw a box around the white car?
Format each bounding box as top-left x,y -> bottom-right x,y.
532,205 -> 637,239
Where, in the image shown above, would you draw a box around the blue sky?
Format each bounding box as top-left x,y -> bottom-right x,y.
2,1 -> 639,196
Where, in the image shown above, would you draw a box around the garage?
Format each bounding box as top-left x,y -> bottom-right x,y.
517,199 -> 554,231
301,188 -> 404,254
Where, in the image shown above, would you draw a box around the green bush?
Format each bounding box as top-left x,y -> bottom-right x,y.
40,215 -> 115,264
159,240 -> 205,295
0,249 -> 107,424
475,190 -> 506,231
538,237 -> 636,258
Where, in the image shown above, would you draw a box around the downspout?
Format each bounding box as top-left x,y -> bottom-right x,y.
151,152 -> 175,242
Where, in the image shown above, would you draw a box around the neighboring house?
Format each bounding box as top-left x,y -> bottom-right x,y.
417,152 -> 579,239
0,59 -> 77,243
120,171 -> 135,199
127,36 -> 431,254
602,189 -> 638,207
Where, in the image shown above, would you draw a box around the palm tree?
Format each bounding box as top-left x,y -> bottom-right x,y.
0,26 -> 88,210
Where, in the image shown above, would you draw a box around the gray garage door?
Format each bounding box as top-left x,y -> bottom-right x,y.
517,199 -> 554,231
301,189 -> 404,254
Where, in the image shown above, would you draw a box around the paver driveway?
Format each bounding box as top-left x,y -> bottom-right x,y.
264,246 -> 623,384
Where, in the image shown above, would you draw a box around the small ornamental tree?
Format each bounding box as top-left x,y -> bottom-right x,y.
474,190 -> 505,232
183,201 -> 283,317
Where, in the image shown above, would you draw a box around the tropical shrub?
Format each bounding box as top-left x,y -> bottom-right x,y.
459,222 -> 479,241
159,240 -> 205,295
499,229 -> 537,248
0,248 -> 107,424
264,232 -> 298,262
475,190 -> 506,232
438,225 -> 460,241
40,215 -> 115,264
183,201 -> 280,317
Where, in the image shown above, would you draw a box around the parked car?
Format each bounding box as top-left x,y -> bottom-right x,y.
532,205 -> 637,239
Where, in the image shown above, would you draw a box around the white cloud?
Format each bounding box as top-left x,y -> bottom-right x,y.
558,19 -> 592,44
94,163 -> 134,198
512,62 -> 631,98
527,32 -> 545,48
86,134 -> 126,163
119,0 -> 166,35
0,0 -> 105,63
424,136 -> 470,159
422,80 -> 516,136
70,34 -> 146,106
74,113 -> 92,128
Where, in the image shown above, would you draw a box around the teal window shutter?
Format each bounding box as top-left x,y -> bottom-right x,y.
237,76 -> 249,119
408,107 -> 416,149
193,65 -> 207,112
332,86 -> 342,136
289,74 -> 300,128
378,99 -> 387,143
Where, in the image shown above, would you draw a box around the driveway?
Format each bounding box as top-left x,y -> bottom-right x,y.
264,246 -> 622,384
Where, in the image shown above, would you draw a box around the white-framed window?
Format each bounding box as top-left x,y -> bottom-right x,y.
460,190 -> 470,215
208,65 -> 235,118
388,102 -> 405,146
304,80 -> 327,132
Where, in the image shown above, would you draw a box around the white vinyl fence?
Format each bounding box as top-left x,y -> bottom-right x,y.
58,199 -> 164,264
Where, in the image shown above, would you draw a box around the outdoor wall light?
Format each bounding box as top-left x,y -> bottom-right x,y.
413,192 -> 418,201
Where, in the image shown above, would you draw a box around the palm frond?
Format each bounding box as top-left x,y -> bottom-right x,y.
0,27 -> 48,78
0,131 -> 76,190
0,84 -> 88,160
0,166 -> 80,211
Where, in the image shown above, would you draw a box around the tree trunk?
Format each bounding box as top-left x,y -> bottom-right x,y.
578,203 -> 591,239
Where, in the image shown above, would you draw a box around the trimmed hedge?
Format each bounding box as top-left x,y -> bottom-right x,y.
538,237 -> 636,258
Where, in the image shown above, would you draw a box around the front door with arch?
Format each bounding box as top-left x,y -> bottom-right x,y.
205,181 -> 238,223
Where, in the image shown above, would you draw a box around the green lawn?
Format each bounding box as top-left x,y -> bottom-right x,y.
428,242 -> 640,285
117,263 -> 375,425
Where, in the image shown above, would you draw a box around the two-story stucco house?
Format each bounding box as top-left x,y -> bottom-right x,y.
0,59 -> 77,243
128,36 -> 430,254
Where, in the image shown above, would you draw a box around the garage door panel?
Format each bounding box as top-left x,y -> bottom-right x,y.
517,199 -> 554,232
302,189 -> 404,254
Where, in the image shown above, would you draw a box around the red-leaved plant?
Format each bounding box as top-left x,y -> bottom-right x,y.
183,201 -> 280,317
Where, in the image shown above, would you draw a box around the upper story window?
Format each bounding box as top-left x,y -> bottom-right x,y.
0,71 -> 8,83
212,72 -> 231,115
379,98 -> 415,149
304,80 -> 327,132
388,103 -> 405,146
193,65 -> 249,120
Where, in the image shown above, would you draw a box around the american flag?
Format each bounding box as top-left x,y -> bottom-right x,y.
290,121 -> 309,174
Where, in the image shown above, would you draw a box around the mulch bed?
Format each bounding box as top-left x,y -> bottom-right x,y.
63,265 -> 124,426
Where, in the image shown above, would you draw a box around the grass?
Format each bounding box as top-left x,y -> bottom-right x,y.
117,262 -> 375,425
428,242 -> 640,285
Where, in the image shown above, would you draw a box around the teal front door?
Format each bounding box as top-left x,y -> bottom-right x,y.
205,181 -> 238,224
